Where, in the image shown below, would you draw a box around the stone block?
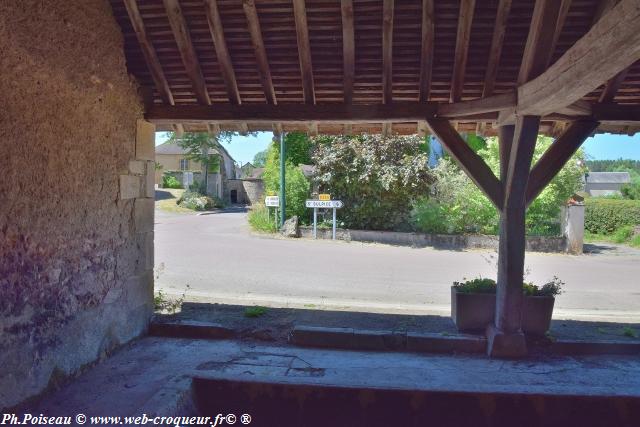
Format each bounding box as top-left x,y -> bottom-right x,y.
134,198 -> 154,233
149,320 -> 235,340
125,272 -> 154,310
144,160 -> 155,198
290,326 -> 354,349
407,332 -> 486,354
136,120 -> 156,161
128,160 -> 145,175
143,232 -> 154,270
120,175 -> 141,200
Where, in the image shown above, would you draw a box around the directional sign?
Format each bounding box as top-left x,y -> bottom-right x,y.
319,193 -> 331,201
306,200 -> 343,209
265,196 -> 280,207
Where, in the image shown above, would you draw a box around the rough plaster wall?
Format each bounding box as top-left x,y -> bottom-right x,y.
0,0 -> 152,409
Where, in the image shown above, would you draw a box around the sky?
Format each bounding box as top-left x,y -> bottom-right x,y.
156,130 -> 640,165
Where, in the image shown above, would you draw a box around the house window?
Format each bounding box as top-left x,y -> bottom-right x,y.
179,158 -> 189,171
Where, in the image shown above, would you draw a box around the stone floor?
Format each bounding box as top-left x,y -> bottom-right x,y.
24,336 -> 640,420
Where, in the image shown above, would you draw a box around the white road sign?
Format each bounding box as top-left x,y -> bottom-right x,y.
306,200 -> 343,208
265,196 -> 280,207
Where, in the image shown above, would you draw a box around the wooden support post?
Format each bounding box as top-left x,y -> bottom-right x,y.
487,117 -> 540,358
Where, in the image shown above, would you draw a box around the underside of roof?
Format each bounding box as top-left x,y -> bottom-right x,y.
109,0 -> 640,136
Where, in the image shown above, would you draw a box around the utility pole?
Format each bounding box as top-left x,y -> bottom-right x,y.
279,131 -> 286,227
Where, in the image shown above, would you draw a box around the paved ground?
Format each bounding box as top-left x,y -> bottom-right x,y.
155,208 -> 640,322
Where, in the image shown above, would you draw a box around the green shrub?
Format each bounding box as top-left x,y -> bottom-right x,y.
248,204 -> 278,233
453,277 -> 563,296
612,225 -> 635,243
584,198 -> 640,234
177,190 -> 222,211
262,146 -> 310,220
452,278 -> 496,294
162,174 -> 182,189
244,306 -> 268,318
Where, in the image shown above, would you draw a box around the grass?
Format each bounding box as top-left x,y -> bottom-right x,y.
584,226 -> 640,248
244,306 -> 268,318
155,188 -> 193,214
248,204 -> 278,233
623,326 -> 638,338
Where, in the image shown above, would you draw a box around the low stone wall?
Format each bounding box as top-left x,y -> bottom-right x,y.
299,227 -> 568,253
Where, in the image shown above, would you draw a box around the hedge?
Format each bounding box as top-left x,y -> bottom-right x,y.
584,198 -> 640,234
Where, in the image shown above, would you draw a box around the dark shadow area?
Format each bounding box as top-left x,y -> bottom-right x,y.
155,189 -> 177,200
583,243 -> 618,254
155,302 -> 640,344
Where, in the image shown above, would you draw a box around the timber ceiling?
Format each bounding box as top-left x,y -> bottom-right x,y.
109,0 -> 640,136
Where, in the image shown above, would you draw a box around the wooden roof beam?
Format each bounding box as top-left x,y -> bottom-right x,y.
123,0 -> 174,105
438,92 -> 516,118
450,0 -> 476,102
518,0 -> 640,116
204,0 -> 242,105
382,0 -> 394,104
147,103 -> 438,124
518,0 -> 562,84
548,0 -> 572,63
341,0 -> 355,104
292,0 -> 316,104
419,0 -> 435,102
243,0 -> 276,105
163,0 -> 211,105
482,0 -> 511,98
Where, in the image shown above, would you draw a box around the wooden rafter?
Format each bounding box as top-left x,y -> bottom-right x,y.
548,0 -> 572,63
238,123 -> 249,135
504,116 -> 540,208
599,69 -> 629,104
526,120 -> 599,205
593,104 -> 640,123
204,0 -> 241,105
482,0 -> 511,98
123,0 -> 174,105
518,0 -> 562,84
419,0 -> 435,102
438,92 -> 516,118
243,0 -> 276,105
518,0 -> 640,116
450,0 -> 476,102
309,122 -> 319,136
341,0 -> 355,104
163,0 -> 210,105
292,0 -> 316,104
382,0 -> 395,104
426,119 -> 503,209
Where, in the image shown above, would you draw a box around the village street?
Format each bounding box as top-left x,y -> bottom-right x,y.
155,208 -> 640,323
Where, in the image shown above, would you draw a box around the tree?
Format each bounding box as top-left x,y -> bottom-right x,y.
312,134 -> 432,230
269,132 -> 314,166
262,142 -> 310,219
412,135 -> 587,235
252,149 -> 268,167
168,130 -> 257,193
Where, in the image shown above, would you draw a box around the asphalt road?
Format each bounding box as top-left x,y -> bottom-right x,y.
155,208 -> 640,322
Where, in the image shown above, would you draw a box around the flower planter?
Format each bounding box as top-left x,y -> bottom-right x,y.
451,287 -> 555,335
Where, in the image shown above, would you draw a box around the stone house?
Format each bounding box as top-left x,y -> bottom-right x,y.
583,171 -> 631,196
155,140 -> 237,201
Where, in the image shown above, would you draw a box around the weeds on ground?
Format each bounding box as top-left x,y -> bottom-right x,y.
154,285 -> 190,314
244,306 -> 268,318
623,326 -> 638,338
248,204 -> 278,233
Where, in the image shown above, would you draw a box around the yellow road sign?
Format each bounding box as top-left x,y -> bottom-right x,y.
319,193 -> 331,201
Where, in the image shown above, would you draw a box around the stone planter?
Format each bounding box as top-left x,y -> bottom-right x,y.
451,287 -> 555,335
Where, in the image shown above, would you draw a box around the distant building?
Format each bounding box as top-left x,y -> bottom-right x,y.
155,140 -> 237,201
584,172 -> 631,197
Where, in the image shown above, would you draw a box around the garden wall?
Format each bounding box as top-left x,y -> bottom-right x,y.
0,0 -> 153,408
299,228 -> 568,253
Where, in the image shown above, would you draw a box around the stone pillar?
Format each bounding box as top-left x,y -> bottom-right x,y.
563,204 -> 584,254
120,119 -> 156,312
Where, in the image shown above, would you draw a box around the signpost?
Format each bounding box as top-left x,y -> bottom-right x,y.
305,199 -> 344,240
265,196 -> 279,229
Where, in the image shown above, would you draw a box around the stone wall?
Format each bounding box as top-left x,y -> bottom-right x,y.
0,0 -> 153,408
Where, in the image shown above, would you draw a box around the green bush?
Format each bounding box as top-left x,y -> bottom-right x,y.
412,136 -> 585,236
177,190 -> 222,211
162,174 -> 182,189
584,198 -> 640,234
453,277 -> 563,296
248,204 -> 278,233
612,225 -> 635,243
262,145 -> 310,220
